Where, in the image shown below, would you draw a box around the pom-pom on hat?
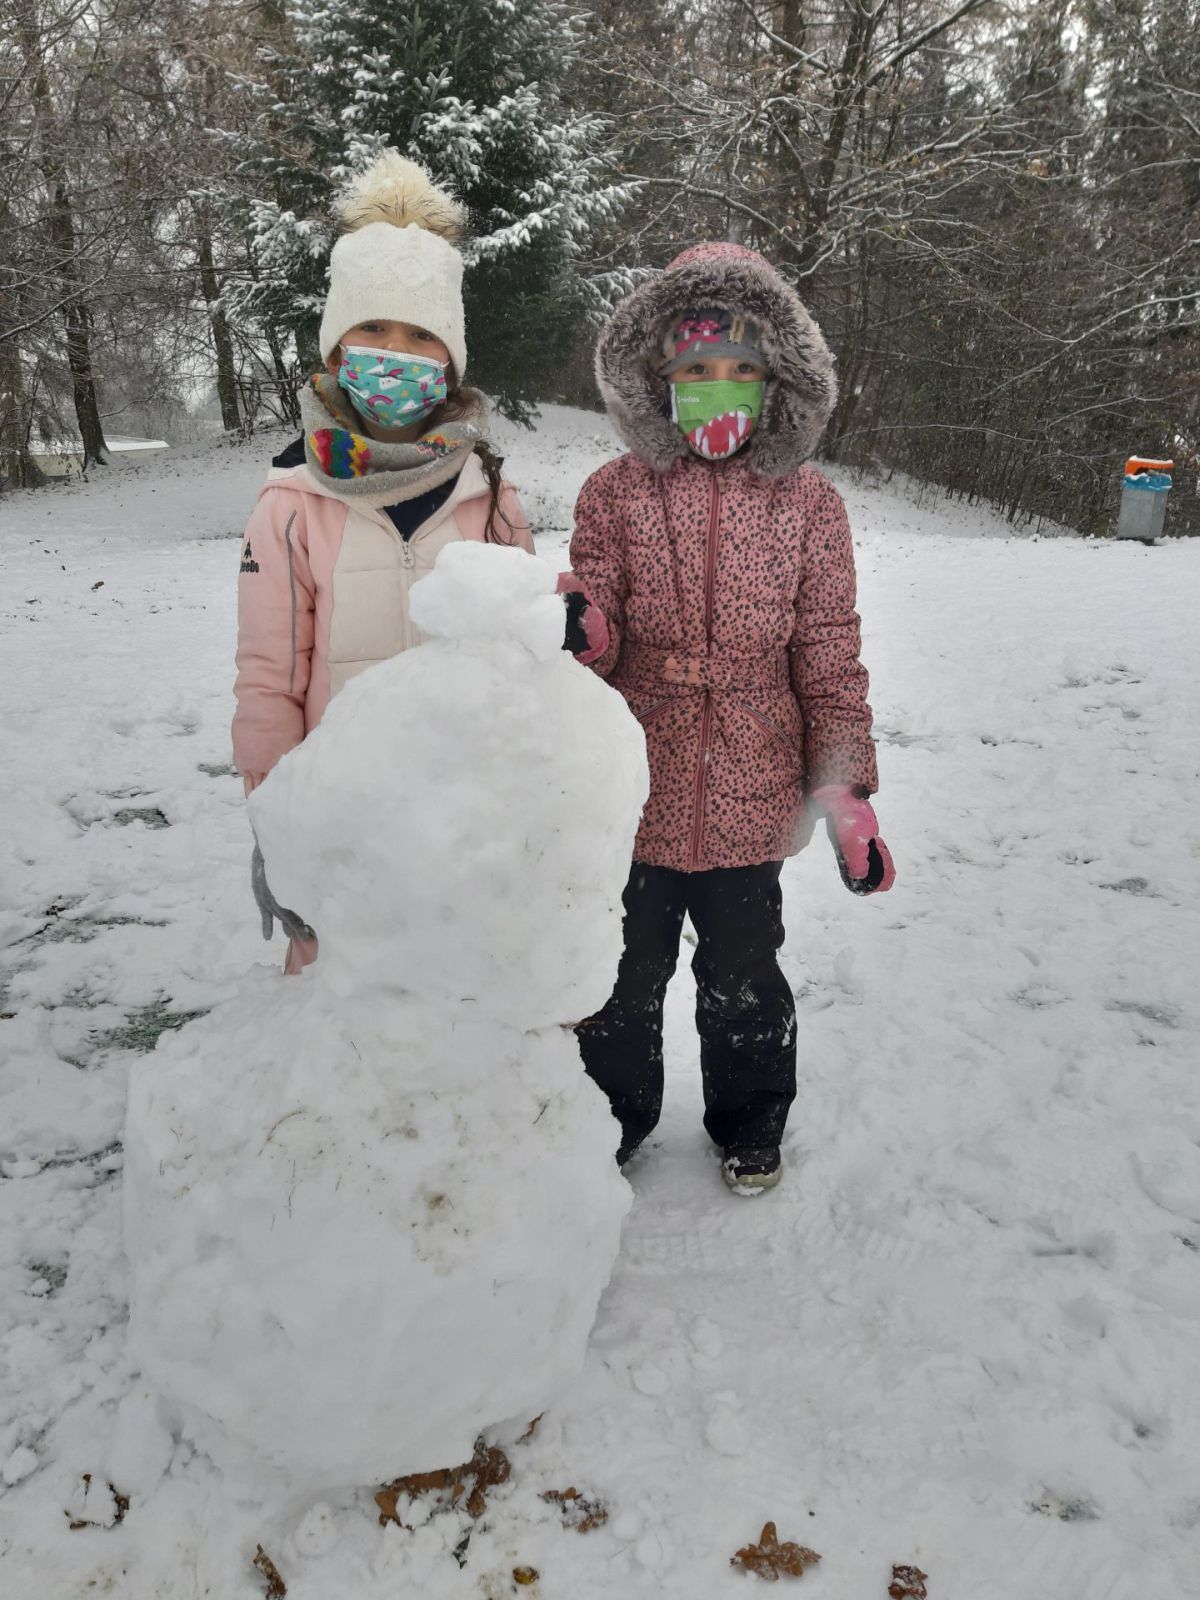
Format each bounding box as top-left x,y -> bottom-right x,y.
319,152 -> 469,377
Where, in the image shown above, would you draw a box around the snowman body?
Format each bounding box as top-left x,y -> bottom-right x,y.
124,544 -> 646,1502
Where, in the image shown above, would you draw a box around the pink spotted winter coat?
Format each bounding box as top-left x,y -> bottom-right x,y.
570,242 -> 878,874
232,449 -> 533,791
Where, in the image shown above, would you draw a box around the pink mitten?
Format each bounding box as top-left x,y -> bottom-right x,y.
557,572 -> 610,665
810,784 -> 896,895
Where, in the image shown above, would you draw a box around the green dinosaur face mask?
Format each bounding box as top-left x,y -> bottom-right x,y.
671,379 -> 764,460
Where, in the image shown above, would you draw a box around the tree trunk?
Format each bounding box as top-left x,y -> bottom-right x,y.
0,337 -> 44,489
0,193 -> 43,488
795,0 -> 880,275
54,222 -> 108,470
195,204 -> 240,434
19,1 -> 108,467
264,323 -> 300,427
295,321 -> 322,379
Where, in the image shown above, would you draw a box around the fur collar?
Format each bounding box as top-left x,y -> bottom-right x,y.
595,247 -> 837,477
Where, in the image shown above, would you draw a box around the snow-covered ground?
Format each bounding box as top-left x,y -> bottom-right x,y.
2,405 -> 1198,1598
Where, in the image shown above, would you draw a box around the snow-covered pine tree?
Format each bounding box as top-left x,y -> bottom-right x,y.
228,0 -> 629,415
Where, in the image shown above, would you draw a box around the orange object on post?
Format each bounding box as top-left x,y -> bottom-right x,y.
1125,457 -> 1174,475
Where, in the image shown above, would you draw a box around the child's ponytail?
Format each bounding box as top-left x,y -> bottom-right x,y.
472,441 -> 521,546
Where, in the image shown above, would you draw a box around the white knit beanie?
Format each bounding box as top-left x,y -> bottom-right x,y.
318,152 -> 468,378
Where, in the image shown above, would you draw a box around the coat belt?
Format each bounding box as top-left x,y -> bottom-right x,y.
622,639 -> 791,693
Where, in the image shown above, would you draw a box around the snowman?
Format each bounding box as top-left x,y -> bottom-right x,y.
122,542 -> 648,1506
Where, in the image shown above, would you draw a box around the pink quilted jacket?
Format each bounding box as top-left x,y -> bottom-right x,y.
570,449 -> 877,873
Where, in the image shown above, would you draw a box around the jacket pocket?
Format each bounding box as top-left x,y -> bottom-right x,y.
639,698 -> 673,726
624,689 -> 673,729
733,700 -> 801,754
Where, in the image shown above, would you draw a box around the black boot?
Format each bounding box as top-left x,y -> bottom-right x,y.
721,1145 -> 783,1195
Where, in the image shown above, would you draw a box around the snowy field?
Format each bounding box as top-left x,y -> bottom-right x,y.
2,405 -> 1199,1598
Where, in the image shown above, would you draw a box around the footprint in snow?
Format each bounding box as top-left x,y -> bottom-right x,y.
1061,664 -> 1142,689
1105,998 -> 1180,1028
24,1260 -> 68,1297
1012,984 -> 1069,1010
1030,1228 -> 1115,1266
1131,1137 -> 1200,1223
1031,1490 -> 1101,1522
110,807 -> 171,830
610,1508 -> 644,1542
634,1528 -> 674,1572
705,1397 -> 749,1458
1106,1399 -> 1167,1451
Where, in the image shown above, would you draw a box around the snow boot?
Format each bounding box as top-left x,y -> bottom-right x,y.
721,1145 -> 782,1195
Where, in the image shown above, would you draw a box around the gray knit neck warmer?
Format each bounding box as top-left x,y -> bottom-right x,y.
301,375 -> 485,508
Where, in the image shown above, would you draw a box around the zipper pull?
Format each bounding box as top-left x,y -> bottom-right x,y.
400,538 -> 416,571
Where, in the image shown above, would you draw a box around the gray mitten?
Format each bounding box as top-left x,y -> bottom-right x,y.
251,842 -> 316,943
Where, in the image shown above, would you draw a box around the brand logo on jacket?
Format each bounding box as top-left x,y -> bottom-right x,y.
240,541 -> 260,575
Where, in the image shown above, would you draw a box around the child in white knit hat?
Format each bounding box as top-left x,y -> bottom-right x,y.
233,153 -> 607,970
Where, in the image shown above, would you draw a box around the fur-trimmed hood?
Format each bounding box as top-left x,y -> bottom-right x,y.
595,242 -> 837,477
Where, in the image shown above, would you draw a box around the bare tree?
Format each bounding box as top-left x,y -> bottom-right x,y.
11,0 -> 114,466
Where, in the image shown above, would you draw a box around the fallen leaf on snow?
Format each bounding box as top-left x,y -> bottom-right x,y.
889,1565 -> 929,1598
731,1521 -> 821,1580
513,1567 -> 540,1585
542,1485 -> 608,1532
253,1544 -> 286,1597
377,1439 -> 512,1526
463,1443 -> 510,1517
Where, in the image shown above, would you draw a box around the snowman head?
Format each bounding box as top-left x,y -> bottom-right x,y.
409,542 -> 566,659
250,544 -> 647,1027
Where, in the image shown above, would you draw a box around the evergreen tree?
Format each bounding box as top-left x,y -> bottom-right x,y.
227,0 -> 629,414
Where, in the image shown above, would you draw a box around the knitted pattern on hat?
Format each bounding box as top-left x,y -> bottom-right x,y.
658,307 -> 767,376
301,376 -> 483,509
318,153 -> 468,377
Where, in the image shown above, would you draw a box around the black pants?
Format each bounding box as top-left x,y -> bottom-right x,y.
577,861 -> 797,1159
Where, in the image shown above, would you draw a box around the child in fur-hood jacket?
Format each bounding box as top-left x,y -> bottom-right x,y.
568,241 -> 895,1195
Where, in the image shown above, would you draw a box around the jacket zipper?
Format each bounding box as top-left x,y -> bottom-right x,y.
689,470 -> 722,871
375,515 -> 425,651
282,512 -> 299,694
400,541 -> 416,648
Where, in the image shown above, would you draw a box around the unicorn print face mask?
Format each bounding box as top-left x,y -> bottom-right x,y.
337,346 -> 448,429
